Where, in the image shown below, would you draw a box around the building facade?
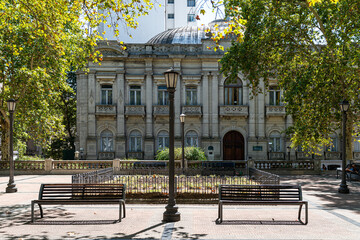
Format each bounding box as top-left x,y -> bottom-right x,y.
77,22 -> 357,162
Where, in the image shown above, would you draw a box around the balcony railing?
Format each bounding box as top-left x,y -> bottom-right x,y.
266,105 -> 286,117
127,152 -> 144,160
325,151 -> 341,160
98,152 -> 115,160
296,152 -> 313,160
153,105 -> 169,116
96,105 -> 116,115
219,105 -> 249,117
125,105 -> 145,117
268,152 -> 285,160
182,105 -> 202,116
254,160 -> 315,170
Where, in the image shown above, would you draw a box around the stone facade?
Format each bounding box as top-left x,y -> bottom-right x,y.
76,37 -> 353,161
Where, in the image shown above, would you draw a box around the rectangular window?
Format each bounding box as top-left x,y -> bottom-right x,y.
168,13 -> 174,19
186,87 -> 197,105
130,136 -> 142,152
269,138 -> 281,152
269,87 -> 281,106
326,138 -> 337,152
187,14 -> 195,22
168,0 -> 174,3
224,87 -> 242,105
158,137 -> 169,150
354,138 -> 360,152
101,85 -> 113,105
129,86 -> 141,105
187,0 -> 195,7
158,86 -> 169,105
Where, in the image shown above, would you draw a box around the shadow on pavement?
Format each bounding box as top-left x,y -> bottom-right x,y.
216,220 -> 303,225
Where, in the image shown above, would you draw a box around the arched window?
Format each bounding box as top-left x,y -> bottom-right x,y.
186,130 -> 198,147
129,130 -> 142,152
157,131 -> 169,150
101,130 -> 114,152
224,78 -> 243,105
269,131 -> 282,152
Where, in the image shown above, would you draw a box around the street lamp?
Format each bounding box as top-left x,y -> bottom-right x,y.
6,99 -> 17,193
180,113 -> 186,173
163,68 -> 181,222
339,100 -> 350,194
287,146 -> 291,161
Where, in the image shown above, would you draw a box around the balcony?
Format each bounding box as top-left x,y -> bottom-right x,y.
266,105 -> 286,118
96,105 -> 116,116
153,105 -> 169,116
127,152 -> 144,160
325,151 -> 341,160
268,152 -> 285,160
219,105 -> 248,117
296,152 -> 313,160
125,105 -> 145,117
98,152 -> 115,160
182,105 -> 202,116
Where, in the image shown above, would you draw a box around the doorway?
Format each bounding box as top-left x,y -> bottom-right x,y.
223,131 -> 245,160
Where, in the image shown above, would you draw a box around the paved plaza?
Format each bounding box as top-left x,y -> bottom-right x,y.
0,174 -> 359,240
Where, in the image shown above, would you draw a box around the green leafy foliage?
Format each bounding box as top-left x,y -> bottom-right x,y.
155,147 -> 207,161
0,0 -> 155,161
219,0 -> 360,156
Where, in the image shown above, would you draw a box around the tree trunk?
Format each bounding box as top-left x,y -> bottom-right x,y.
0,120 -> 10,162
346,113 -> 353,163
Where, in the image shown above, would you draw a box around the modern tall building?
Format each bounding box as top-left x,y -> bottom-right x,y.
100,0 -> 206,43
76,19 -> 360,163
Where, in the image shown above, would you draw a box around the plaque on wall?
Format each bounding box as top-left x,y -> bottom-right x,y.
253,146 -> 263,151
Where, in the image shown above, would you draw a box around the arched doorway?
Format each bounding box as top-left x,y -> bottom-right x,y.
223,131 -> 245,160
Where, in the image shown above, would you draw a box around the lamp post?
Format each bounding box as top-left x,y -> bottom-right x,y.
338,100 -> 350,194
180,113 -> 186,173
287,146 -> 291,161
6,99 -> 17,193
163,68 -> 181,222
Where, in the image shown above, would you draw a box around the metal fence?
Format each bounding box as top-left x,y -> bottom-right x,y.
248,168 -> 280,184
72,167 -> 114,183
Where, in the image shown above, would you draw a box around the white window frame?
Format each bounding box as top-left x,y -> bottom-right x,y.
129,130 -> 142,152
157,131 -> 169,150
269,132 -> 282,152
101,130 -> 114,152
187,0 -> 195,7
158,86 -> 169,105
186,86 -> 197,105
101,85 -> 113,105
185,130 -> 198,147
129,86 -> 141,105
269,86 -> 281,106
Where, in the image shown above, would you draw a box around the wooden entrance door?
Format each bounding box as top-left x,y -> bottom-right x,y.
223,131 -> 244,160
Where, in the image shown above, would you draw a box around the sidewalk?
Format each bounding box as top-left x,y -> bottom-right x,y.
0,174 -> 359,240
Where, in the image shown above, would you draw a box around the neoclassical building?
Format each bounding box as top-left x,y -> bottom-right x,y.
76,21 -> 356,162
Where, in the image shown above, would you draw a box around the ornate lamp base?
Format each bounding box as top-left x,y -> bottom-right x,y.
163,205 -> 181,222
6,183 -> 17,193
338,184 -> 350,194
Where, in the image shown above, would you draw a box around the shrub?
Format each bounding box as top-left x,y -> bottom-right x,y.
155,147 -> 206,160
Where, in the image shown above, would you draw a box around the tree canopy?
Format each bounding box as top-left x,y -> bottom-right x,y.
218,0 -> 360,155
0,0 -> 154,160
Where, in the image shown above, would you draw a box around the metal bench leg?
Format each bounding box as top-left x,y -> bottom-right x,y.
31,201 -> 35,222
119,201 -> 122,222
305,202 -> 308,225
39,204 -> 44,218
216,202 -> 222,224
298,204 -> 303,223
122,201 -> 126,219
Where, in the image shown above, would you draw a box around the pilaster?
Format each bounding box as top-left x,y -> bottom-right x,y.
202,72 -> 209,138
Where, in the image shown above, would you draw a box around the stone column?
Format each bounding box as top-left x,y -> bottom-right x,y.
174,73 -> 181,138
116,71 -> 126,158
87,72 -> 97,159
76,72 -> 89,157
144,72 -> 154,159
258,81 -> 265,138
202,73 -> 209,138
211,73 -> 219,138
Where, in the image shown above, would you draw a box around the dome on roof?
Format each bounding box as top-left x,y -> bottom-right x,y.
147,19 -> 229,45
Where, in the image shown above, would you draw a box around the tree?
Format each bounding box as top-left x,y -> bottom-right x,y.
218,0 -> 360,158
0,0 -> 154,161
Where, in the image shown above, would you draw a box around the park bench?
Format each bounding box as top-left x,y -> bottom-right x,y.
216,184 -> 308,225
31,183 -> 126,223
